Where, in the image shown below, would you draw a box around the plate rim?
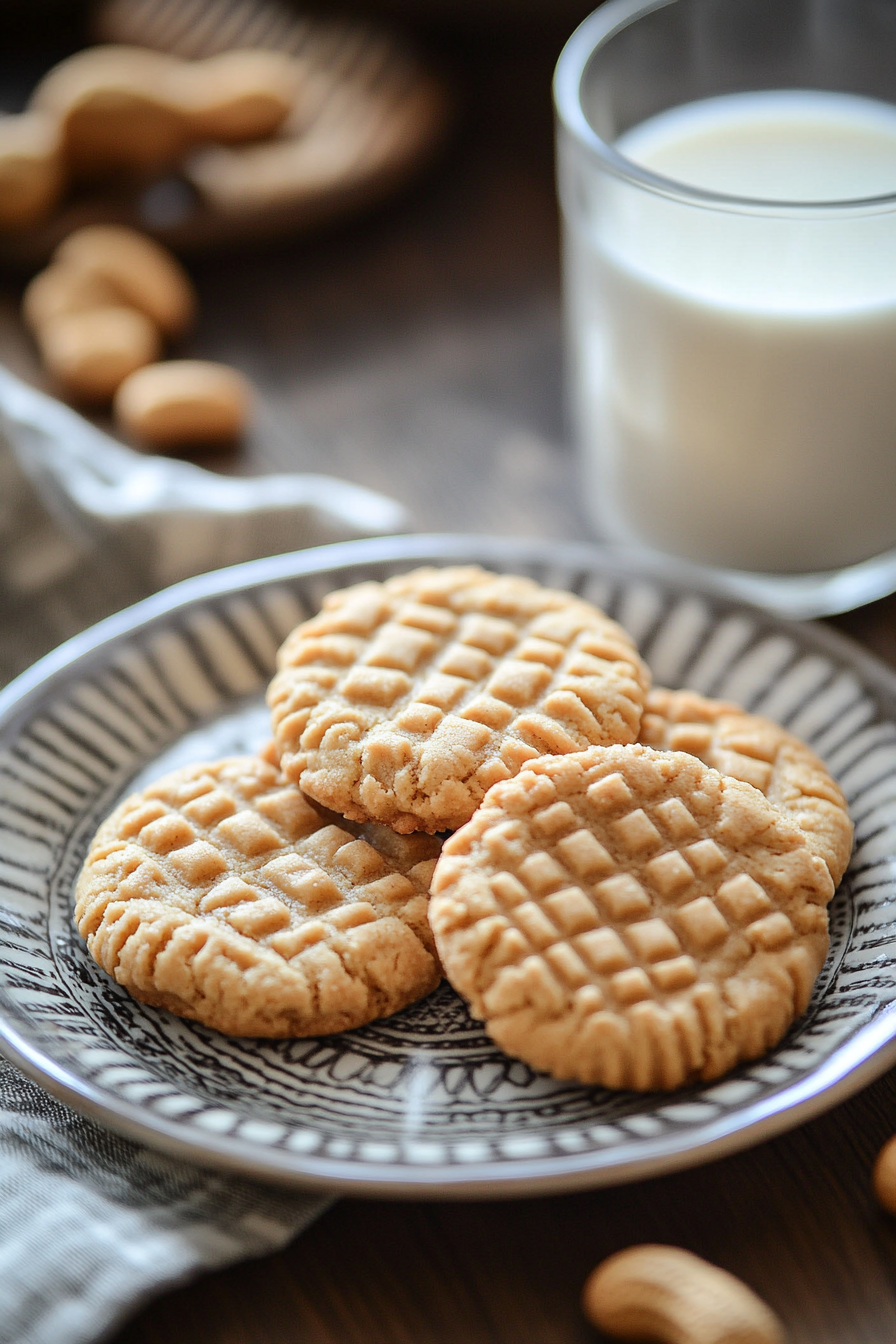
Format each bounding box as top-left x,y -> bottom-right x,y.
1,531 -> 895,1198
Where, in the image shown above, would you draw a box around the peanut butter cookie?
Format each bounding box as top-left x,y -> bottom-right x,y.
75,756 -> 440,1036
639,688 -> 853,885
429,744 -> 834,1090
268,566 -> 650,834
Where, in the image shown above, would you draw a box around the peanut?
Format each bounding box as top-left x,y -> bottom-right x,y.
114,360 -> 251,448
22,262 -> 121,333
168,49 -> 300,143
873,1133 -> 896,1213
0,110 -> 63,230
31,45 -> 298,178
31,46 -> 187,176
582,1245 -> 786,1344
39,306 -> 161,403
53,225 -> 196,337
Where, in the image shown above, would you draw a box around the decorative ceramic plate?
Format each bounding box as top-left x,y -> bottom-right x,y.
0,534 -> 894,1197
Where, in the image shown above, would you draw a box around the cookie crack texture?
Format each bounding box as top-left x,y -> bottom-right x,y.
75,755 -> 441,1036
268,567 -> 651,833
429,744 -> 834,1090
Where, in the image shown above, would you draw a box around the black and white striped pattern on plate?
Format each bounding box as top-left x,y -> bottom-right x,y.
0,536 -> 891,1195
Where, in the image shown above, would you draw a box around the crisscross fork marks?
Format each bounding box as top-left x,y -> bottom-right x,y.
639,687 -> 853,884
75,755 -> 441,1037
268,567 -> 651,833
430,744 -> 834,1090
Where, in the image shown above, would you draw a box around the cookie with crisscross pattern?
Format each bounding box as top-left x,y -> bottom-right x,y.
639,688 -> 853,885
429,744 -> 834,1090
268,566 -> 650,834
75,755 -> 441,1036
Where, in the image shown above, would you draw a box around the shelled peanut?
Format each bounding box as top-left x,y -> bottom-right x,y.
22,223 -> 251,448
53,226 -> 196,336
29,44 -> 300,178
23,225 -> 194,403
873,1134 -> 896,1214
36,306 -> 161,404
0,111 -> 64,230
582,1245 -> 786,1344
114,360 -> 252,448
0,43 -> 302,233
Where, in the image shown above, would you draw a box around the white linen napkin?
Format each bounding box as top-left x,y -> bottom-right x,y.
0,365 -> 413,1341
0,364 -> 406,681
0,1056 -> 329,1344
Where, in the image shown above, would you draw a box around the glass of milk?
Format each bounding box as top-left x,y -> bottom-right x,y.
555,0 -> 896,579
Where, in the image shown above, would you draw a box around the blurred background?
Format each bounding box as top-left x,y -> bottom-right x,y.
0,0 -> 602,541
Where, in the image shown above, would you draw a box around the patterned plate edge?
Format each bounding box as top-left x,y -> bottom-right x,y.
0,532 -> 895,1194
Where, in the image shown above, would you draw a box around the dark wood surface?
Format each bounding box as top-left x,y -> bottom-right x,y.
4,23 -> 896,1344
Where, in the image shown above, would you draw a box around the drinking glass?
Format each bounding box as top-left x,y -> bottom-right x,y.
554,0 -> 896,602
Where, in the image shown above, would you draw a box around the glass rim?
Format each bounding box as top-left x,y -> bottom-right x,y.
553,0 -> 896,215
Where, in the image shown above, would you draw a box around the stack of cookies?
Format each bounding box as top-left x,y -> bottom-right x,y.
75,566 -> 853,1091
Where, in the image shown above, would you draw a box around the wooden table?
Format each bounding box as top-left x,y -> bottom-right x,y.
4,22 -> 896,1344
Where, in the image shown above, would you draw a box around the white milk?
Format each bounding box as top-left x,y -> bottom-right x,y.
566,90 -> 896,572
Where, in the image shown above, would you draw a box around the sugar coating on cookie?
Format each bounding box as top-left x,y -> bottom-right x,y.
268,566 -> 651,834
639,688 -> 853,885
75,756 -> 441,1037
429,744 -> 835,1090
